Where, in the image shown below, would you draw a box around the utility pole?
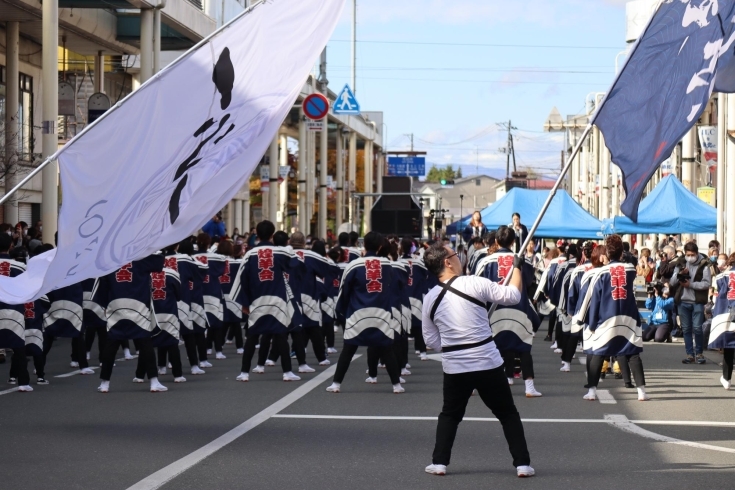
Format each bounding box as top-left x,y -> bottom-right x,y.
351,0 -> 356,92
497,120 -> 517,179
475,146 -> 479,176
405,133 -> 414,152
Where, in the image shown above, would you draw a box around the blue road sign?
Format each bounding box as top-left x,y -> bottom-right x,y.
302,93 -> 330,120
387,156 -> 426,177
333,84 -> 360,115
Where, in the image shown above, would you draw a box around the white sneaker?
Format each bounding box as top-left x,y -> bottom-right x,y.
252,365 -> 265,374
393,384 -> 405,394
525,388 -> 543,397
319,359 -> 331,366
132,377 -> 145,383
158,367 -> 167,376
326,382 -> 340,393
415,350 -> 421,355
97,381 -> 109,393
191,366 -> 206,375
378,363 -> 385,369
86,352 -> 91,360
425,464 -> 447,476
420,353 -> 428,361
150,379 -> 168,392
18,385 -> 33,392
550,341 -> 557,349
80,367 -> 95,375
399,377 -> 406,384
124,349 -> 136,360
507,378 -> 514,385
405,363 -> 411,369
327,347 -> 338,354
215,352 -> 226,360
401,368 -> 412,376
206,349 -> 213,355
583,391 -> 596,401
553,348 -> 563,354
283,372 -> 301,382
517,465 -> 535,478
365,377 -> 378,384
225,339 -> 233,344
199,361 -> 212,368
174,377 -> 187,383
70,361 -> 79,368
236,348 -> 244,354
721,376 -> 731,390
298,365 -> 315,373
236,372 -> 249,382
638,393 -> 651,401
560,362 -> 571,372
265,360 -> 276,367
167,362 -> 172,369
255,344 -> 260,349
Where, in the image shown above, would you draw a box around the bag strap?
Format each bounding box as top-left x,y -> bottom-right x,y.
430,276 -> 488,322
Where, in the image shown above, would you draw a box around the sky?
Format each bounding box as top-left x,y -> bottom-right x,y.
324,0 -> 630,180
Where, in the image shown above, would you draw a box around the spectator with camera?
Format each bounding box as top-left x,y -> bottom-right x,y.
670,242 -> 712,364
643,284 -> 674,343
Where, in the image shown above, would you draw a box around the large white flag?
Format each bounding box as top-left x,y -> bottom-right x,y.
0,0 -> 345,303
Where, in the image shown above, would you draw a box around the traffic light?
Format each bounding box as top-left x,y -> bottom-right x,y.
440,179 -> 454,186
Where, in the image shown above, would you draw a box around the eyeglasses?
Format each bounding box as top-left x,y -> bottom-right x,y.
446,252 -> 458,260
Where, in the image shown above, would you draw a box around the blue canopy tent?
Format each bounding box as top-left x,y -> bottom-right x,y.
602,175 -> 716,235
449,188 -> 605,239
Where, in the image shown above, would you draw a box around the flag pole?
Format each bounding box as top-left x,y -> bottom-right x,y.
484,0 -> 666,321
0,0 -> 268,207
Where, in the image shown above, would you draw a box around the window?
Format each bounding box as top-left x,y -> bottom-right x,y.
0,66 -> 35,162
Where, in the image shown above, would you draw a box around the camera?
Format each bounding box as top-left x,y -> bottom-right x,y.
647,282 -> 664,296
679,271 -> 691,283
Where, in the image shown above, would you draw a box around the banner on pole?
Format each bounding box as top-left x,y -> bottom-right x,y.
698,125 -> 717,170
0,0 -> 345,303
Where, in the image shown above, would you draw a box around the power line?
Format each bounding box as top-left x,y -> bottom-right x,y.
329,66 -> 613,74
353,76 -> 608,86
329,39 -> 622,50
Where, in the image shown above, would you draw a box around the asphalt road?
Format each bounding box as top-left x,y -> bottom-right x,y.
2,322 -> 734,490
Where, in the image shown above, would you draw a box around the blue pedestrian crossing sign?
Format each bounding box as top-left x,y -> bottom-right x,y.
333,84 -> 360,115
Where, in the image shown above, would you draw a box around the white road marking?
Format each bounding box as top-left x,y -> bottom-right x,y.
126,355 -> 361,490
54,366 -> 99,378
0,387 -> 20,396
271,414 -> 735,428
597,389 -> 616,404
605,414 -> 735,454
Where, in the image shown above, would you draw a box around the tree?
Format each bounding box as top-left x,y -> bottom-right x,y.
425,164 -> 458,183
456,166 -> 463,179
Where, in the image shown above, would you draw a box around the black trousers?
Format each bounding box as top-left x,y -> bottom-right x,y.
182,333 -> 199,367
724,348 -> 734,381
546,310 -> 557,338
302,327 -> 326,362
322,321 -> 335,348
156,345 -> 183,377
85,325 -> 108,361
9,350 -> 30,385
432,366 -> 531,467
100,337 -> 156,381
266,332 -> 307,366
642,323 -> 671,342
243,332 -> 292,373
39,334 -> 89,378
194,331 -> 208,361
412,325 -> 426,354
394,336 -> 409,369
501,350 -> 534,380
561,333 -> 580,363
207,327 -> 225,353
225,322 -> 244,349
616,354 -> 645,386
337,344 -> 400,384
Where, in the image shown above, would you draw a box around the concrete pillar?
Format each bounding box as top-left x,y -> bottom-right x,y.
318,118 -> 328,239
243,185 -> 251,233
682,127 -> 696,191
269,135 -> 279,224
376,151 -> 384,194
279,134 -> 288,230
42,2 -> 59,242
226,200 -> 234,235
727,94 -> 735,253
94,51 -> 105,93
335,128 -> 344,231
153,8 -> 161,74
718,94 -> 726,248
4,22 -> 20,226
140,9 -> 154,83
599,133 -> 610,220
348,132 -> 357,226
591,127 -> 600,217
611,166 -> 620,217
363,140 -> 373,232
234,199 -> 242,236
298,110 -> 307,232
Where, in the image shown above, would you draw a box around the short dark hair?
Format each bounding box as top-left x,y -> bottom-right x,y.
378,237 -> 391,258
400,237 -> 413,256
0,233 -> 11,253
197,233 -> 211,251
327,246 -> 342,262
349,231 -> 359,246
311,240 -> 327,257
424,242 -> 449,276
512,212 -> 520,219
496,226 -> 516,248
178,239 -> 194,255
483,231 -> 496,247
684,242 -> 699,254
605,235 -> 624,261
273,231 -> 289,246
567,243 -> 581,261
363,231 -> 382,253
338,232 -> 349,246
216,240 -> 234,257
622,241 -> 630,252
30,243 -> 53,258
256,220 -> 276,241
591,245 -> 607,268
709,239 -> 721,249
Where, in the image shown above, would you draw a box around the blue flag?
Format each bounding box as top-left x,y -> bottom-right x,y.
594,1 -> 735,221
